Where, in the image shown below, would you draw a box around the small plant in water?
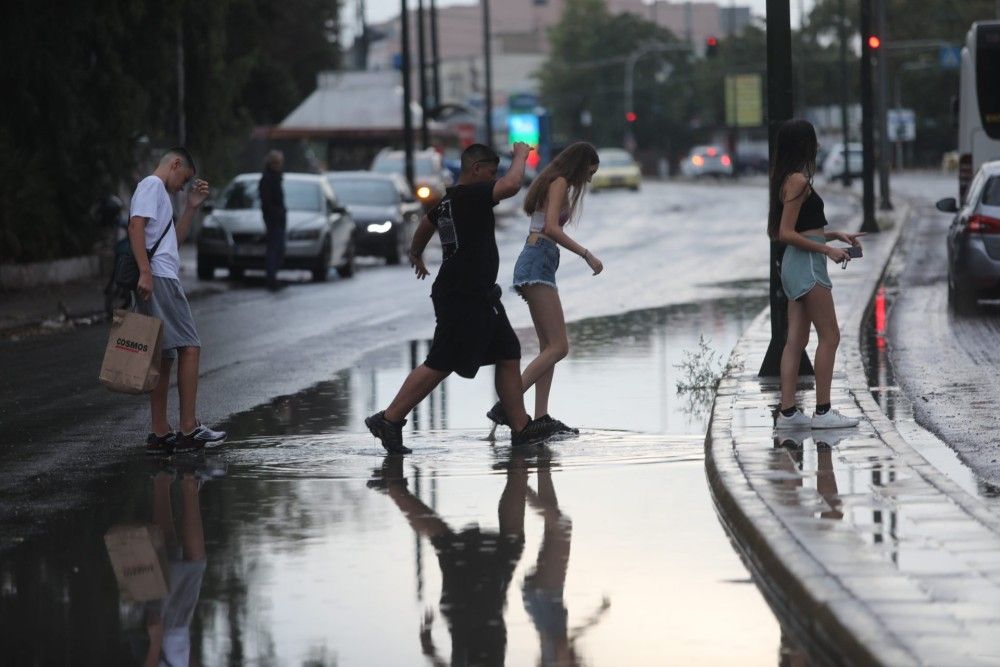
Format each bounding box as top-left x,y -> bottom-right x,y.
675,336 -> 744,417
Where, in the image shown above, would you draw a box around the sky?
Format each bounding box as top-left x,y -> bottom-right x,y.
360,0 -> 816,27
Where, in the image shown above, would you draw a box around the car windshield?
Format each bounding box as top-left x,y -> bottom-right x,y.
329,178 -> 399,206
600,154 -> 634,167
222,180 -> 321,212
373,156 -> 437,177
982,176 -> 1000,206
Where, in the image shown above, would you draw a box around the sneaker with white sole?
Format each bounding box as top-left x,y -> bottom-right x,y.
811,409 -> 860,429
775,409 -> 812,430
175,423 -> 228,452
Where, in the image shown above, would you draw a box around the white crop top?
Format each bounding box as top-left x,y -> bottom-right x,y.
528,207 -> 569,233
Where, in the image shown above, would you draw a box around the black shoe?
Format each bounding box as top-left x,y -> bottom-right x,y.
145,431 -> 176,456
365,411 -> 411,454
486,401 -> 509,426
511,418 -> 560,447
175,423 -> 227,452
538,414 -> 579,435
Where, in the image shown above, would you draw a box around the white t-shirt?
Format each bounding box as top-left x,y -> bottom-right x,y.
130,175 -> 180,279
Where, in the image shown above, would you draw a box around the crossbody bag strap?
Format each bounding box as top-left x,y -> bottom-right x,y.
146,219 -> 174,259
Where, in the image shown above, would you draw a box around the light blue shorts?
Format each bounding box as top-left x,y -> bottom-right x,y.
780,235 -> 832,301
512,236 -> 560,297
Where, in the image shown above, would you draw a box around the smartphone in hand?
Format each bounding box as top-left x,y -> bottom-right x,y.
846,246 -> 863,259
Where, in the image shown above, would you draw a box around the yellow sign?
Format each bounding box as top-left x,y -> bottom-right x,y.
725,74 -> 763,128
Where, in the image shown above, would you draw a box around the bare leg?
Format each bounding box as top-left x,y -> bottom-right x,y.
497,359 -> 530,431
498,455 -> 528,539
779,298 -> 811,410
151,472 -> 176,548
384,364 -> 449,423
519,286 -> 568,417
150,357 -> 173,435
802,286 -> 840,406
816,448 -> 843,520
176,346 -> 200,433
178,475 -> 206,561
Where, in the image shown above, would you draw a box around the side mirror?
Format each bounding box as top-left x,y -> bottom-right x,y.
935,197 -> 959,213
201,201 -> 214,214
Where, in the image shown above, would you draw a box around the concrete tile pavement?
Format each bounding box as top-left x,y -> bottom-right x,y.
707,208 -> 1000,665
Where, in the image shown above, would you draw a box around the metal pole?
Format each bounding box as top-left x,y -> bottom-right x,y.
894,69 -> 904,169
481,0 -> 494,149
417,0 -> 430,148
430,0 -> 441,109
400,0 -> 415,189
177,21 -> 185,146
838,0 -> 852,187
859,0 -> 878,231
624,53 -> 637,148
875,0 -> 892,209
760,0 -> 813,377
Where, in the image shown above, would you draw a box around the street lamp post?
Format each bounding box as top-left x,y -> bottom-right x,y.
400,0 -> 415,189
623,42 -> 687,150
481,0 -> 494,149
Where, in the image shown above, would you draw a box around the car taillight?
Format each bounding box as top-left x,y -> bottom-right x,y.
968,214 -> 1000,233
707,147 -> 717,157
721,155 -> 732,167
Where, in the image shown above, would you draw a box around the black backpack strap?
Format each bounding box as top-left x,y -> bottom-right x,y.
146,219 -> 174,258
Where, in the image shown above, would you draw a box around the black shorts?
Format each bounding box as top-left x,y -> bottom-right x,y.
425,287 -> 521,379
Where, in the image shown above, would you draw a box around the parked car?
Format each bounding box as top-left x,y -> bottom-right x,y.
680,145 -> 734,178
371,148 -> 452,207
734,151 -> 769,176
937,159 -> 1000,313
821,142 -> 863,179
197,173 -> 356,282
591,148 -> 641,191
325,171 -> 422,264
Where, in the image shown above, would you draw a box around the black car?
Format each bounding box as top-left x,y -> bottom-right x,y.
325,172 -> 423,265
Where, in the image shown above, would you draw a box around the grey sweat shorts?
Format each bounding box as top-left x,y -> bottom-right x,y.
780,235 -> 833,301
135,276 -> 201,360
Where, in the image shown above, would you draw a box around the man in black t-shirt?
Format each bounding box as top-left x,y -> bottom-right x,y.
365,143 -> 560,453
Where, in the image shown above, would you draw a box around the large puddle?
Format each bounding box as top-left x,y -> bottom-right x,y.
0,292 -> 811,665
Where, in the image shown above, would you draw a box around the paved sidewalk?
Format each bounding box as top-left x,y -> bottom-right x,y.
0,244 -> 226,338
707,210 -> 1000,665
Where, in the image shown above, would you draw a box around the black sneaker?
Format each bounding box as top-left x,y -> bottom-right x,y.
538,414 -> 579,435
486,401 -> 509,426
145,432 -> 177,456
175,423 -> 227,452
511,418 -> 560,447
365,411 -> 411,454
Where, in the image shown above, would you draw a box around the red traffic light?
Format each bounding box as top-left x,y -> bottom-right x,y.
868,35 -> 881,49
706,36 -> 718,47
625,111 -> 637,123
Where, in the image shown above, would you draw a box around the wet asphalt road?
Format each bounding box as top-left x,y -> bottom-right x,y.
887,173 -> 1000,488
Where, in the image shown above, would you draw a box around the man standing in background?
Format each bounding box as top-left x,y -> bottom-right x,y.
259,150 -> 287,291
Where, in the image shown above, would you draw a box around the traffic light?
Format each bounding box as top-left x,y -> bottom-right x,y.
625,111 -> 637,123
867,35 -> 881,50
705,36 -> 719,58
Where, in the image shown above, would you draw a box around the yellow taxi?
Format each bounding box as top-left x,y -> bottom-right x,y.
590,148 -> 642,192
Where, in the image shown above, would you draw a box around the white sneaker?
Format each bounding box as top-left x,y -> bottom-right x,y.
811,408 -> 860,429
775,409 -> 812,429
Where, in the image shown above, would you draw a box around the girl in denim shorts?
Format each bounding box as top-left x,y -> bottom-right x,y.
486,142 -> 604,435
769,120 -> 864,431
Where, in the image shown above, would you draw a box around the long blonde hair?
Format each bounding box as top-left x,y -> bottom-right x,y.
523,142 -> 599,221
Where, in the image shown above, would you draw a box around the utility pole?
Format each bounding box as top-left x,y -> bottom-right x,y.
760,0 -> 813,377
430,0 -> 441,110
417,0 -> 430,148
400,0 -> 415,188
356,0 -> 370,69
859,0 -> 878,231
177,21 -> 185,146
481,0 -> 494,149
838,0 -> 852,187
875,0 -> 892,209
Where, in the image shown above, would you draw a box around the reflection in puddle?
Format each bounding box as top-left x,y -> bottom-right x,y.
0,294 -> 803,665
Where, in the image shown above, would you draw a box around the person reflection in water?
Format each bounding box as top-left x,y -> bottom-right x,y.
370,453 -> 528,665
773,431 -> 844,521
142,468 -> 208,666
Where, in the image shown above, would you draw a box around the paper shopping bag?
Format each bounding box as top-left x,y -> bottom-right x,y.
104,524 -> 170,602
98,309 -> 163,394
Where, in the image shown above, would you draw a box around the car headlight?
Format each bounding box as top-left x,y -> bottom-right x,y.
200,226 -> 226,241
366,221 -> 394,234
416,186 -> 432,200
288,228 -> 322,241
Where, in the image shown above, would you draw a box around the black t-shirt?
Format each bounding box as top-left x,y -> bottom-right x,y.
428,181 -> 499,296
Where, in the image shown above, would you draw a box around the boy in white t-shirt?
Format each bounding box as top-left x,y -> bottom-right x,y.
128,147 -> 226,454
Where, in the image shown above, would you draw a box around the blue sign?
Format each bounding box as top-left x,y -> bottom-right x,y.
939,46 -> 961,70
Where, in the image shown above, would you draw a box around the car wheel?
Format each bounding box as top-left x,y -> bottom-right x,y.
228,266 -> 244,281
197,256 -> 215,280
629,185 -> 639,192
948,273 -> 977,314
312,239 -> 332,282
336,239 -> 355,278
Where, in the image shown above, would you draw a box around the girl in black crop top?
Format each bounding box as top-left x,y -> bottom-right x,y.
767,119 -> 865,430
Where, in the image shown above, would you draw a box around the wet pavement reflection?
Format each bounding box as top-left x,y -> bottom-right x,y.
0,293 -> 813,665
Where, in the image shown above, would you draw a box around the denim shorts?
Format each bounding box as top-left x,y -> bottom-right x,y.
780,235 -> 832,300
512,236 -> 560,297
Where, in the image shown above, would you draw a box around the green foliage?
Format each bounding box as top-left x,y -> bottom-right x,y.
0,0 -> 341,263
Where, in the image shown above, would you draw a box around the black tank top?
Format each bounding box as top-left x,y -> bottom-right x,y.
793,190 -> 827,233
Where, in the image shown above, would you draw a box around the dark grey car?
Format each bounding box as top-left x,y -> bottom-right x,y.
325,172 -> 422,265
937,160 -> 1000,313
